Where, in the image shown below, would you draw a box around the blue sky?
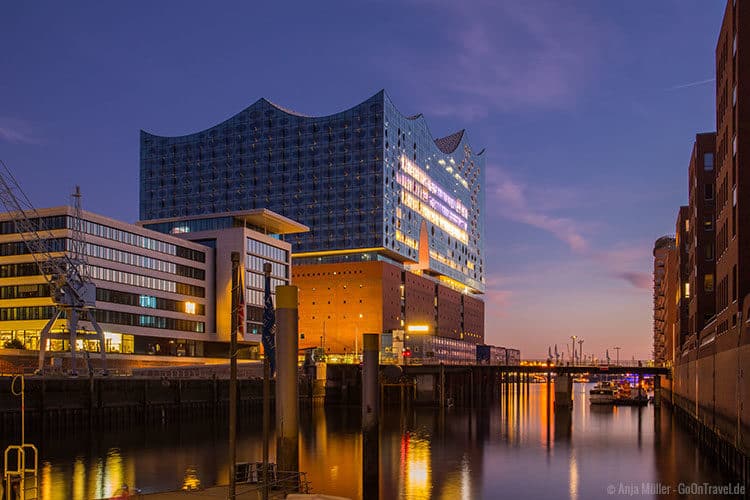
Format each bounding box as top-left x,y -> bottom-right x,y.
1,1 -> 725,359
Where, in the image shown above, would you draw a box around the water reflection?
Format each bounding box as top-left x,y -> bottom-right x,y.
402,432 -> 431,499
0,383 -> 736,499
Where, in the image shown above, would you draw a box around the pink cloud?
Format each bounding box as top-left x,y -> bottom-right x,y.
486,168 -> 655,291
616,272 -> 652,290
593,242 -> 655,290
486,166 -> 589,253
485,289 -> 512,312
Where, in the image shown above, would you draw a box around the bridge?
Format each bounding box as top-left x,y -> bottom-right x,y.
402,362 -> 670,376
370,362 -> 670,409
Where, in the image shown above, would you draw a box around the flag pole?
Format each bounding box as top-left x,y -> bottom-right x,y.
262,262 -> 274,500
229,252 -> 240,500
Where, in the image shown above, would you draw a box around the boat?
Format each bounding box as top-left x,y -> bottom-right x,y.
589,381 -> 617,404
614,382 -> 648,406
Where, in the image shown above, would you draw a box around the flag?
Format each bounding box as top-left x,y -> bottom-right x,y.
237,270 -> 245,336
262,272 -> 276,375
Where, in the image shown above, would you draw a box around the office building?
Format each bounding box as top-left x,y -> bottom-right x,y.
0,206 -> 302,363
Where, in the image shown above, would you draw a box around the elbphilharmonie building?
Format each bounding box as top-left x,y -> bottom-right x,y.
140,91 -> 485,352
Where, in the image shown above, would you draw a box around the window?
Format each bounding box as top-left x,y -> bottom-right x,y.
705,183 -> 713,200
704,274 -> 714,292
684,282 -> 690,299
704,219 -> 713,231
704,153 -> 714,170
705,243 -> 714,260
139,295 -> 157,308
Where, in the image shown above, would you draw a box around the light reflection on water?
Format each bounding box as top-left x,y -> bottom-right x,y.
0,383 -> 734,499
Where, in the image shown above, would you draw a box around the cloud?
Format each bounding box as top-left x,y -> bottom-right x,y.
666,78 -> 715,91
394,1 -> 606,118
486,166 -> 589,252
485,166 -> 654,290
485,289 -> 512,310
0,118 -> 39,144
592,243 -> 654,290
616,271 -> 652,290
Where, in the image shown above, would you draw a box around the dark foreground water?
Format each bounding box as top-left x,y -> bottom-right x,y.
1,383 -> 738,499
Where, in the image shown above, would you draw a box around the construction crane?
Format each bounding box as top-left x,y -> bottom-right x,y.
0,160 -> 107,376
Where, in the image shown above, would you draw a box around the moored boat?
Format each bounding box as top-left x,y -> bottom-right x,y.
589,381 -> 617,404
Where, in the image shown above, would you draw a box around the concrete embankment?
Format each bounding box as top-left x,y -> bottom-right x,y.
661,335 -> 750,486
0,375 -> 273,434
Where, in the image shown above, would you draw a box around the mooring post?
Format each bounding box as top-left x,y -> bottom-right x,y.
276,285 -> 300,475
362,333 -> 380,500
439,363 -> 446,408
470,369 -> 474,410
654,375 -> 661,408
554,374 -> 573,409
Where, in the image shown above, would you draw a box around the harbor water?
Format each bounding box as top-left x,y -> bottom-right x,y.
0,382 -> 737,499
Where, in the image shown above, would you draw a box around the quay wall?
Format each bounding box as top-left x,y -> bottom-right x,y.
0,375 -> 276,436
664,336 -> 750,485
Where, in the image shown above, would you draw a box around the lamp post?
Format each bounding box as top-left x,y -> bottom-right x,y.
570,335 -> 578,366
613,346 -> 621,366
577,339 -> 584,366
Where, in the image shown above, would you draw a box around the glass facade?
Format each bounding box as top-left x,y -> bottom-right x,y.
244,235 -> 290,334
140,90 -> 484,291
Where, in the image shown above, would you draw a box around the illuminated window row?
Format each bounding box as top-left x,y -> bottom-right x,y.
99,289 -> 205,315
0,306 -> 205,333
0,238 -> 66,257
396,172 -> 468,231
246,256 -> 287,278
247,289 -> 274,307
401,191 -> 468,243
80,219 -> 205,263
87,265 -> 205,298
401,155 -> 469,217
84,242 -> 204,280
395,230 -> 418,250
429,249 -> 461,272
247,238 -> 289,263
245,271 -> 287,292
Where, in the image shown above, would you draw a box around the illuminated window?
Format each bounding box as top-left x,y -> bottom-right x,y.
139,295 -> 156,308
704,274 -> 714,292
684,283 -> 690,299
185,301 -> 196,314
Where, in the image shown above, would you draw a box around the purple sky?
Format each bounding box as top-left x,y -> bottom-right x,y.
1,1 -> 724,359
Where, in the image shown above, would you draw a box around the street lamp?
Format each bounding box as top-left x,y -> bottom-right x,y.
570,335 -> 578,366
577,339 -> 584,366
613,346 -> 621,366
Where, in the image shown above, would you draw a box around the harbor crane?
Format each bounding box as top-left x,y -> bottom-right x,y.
0,160 -> 107,376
